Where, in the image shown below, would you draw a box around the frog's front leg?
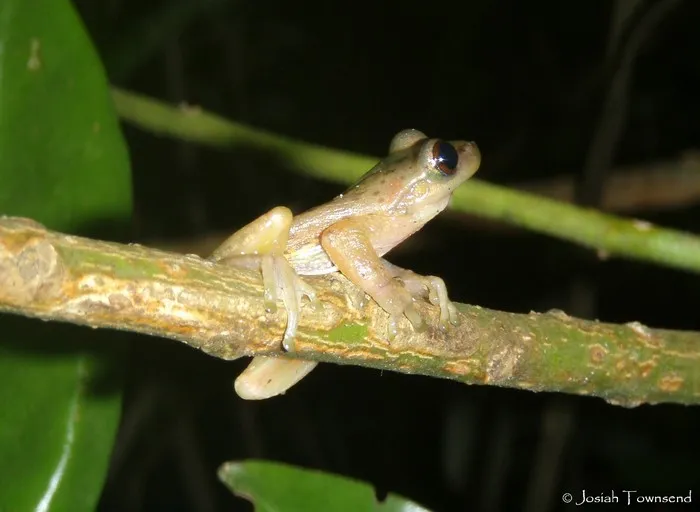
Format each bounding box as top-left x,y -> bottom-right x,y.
321,217 -> 426,337
211,206 -> 317,400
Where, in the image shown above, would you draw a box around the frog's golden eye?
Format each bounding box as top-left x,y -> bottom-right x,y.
432,141 -> 459,176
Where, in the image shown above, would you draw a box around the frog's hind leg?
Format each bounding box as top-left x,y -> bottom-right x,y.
210,206 -> 293,257
234,357 -> 318,400
210,206 -> 317,400
211,206 -> 314,347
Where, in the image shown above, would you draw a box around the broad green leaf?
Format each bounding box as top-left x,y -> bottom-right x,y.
0,0 -> 131,232
218,460 -> 432,512
0,323 -> 124,511
0,0 -> 132,510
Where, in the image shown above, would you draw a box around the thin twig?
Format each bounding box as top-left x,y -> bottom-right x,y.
112,88 -> 700,275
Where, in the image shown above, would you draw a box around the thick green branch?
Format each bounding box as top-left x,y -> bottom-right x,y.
112,87 -> 700,275
1,216 -> 698,406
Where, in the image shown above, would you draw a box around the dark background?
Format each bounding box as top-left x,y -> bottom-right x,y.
76,0 -> 700,510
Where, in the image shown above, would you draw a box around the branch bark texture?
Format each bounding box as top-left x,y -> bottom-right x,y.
0,216 -> 698,406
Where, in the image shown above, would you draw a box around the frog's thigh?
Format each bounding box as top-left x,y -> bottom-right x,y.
235,357 -> 318,400
210,206 -> 293,260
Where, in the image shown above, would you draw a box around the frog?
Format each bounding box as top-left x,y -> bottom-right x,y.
210,129 -> 481,399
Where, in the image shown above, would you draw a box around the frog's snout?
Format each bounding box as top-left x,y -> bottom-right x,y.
457,141 -> 481,178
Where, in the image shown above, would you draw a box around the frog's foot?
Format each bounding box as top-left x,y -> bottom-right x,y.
386,265 -> 459,331
347,286 -> 369,310
235,357 -> 318,400
261,254 -> 316,352
320,217 -> 431,339
412,274 -> 459,328
372,280 -> 426,339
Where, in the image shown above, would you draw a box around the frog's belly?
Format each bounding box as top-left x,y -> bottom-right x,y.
286,230 -> 408,276
286,243 -> 337,276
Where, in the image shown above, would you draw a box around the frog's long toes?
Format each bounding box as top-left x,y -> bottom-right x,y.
425,276 -> 459,329
438,315 -> 455,332
261,255 -> 279,313
272,256 -> 303,352
297,279 -> 316,304
447,302 -> 459,326
437,300 -> 460,330
264,299 -> 278,314
282,329 -> 297,352
404,304 -> 425,332
428,289 -> 440,307
387,316 -> 399,340
438,305 -> 452,328
348,288 -> 368,310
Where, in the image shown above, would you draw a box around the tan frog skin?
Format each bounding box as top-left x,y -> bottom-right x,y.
210,129 -> 481,399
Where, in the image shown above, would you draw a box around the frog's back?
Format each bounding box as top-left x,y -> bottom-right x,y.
284,147 -> 427,275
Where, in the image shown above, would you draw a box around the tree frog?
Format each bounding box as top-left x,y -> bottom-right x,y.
210,129 -> 481,399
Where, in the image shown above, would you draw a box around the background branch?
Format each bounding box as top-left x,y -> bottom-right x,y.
1,216 -> 699,407
112,88 -> 700,275
516,154 -> 700,213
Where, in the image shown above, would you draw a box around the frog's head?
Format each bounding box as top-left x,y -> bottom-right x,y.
378,129 -> 481,219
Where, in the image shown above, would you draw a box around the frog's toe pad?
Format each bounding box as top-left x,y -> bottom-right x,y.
397,272 -> 459,330
260,255 -> 314,352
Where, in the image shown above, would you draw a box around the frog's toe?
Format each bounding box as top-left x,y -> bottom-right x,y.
260,254 -> 309,352
423,275 -> 447,307
347,287 -> 369,310
403,302 -> 426,332
261,255 -> 279,313
281,310 -> 299,352
296,278 -> 316,304
284,272 -> 316,351
447,302 -> 459,326
373,283 -> 425,337
437,301 -> 460,331
387,307 -> 424,341
423,275 -> 459,329
274,258 -> 302,352
387,314 -> 399,340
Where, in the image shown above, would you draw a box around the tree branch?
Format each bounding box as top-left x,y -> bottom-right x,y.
515,154 -> 700,214
1,216 -> 699,407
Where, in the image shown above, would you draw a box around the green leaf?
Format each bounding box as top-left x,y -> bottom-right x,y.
0,0 -> 132,510
0,0 -> 131,232
0,323 -> 124,511
218,460 -> 432,512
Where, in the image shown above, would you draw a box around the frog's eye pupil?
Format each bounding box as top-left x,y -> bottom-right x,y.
432,141 -> 459,176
